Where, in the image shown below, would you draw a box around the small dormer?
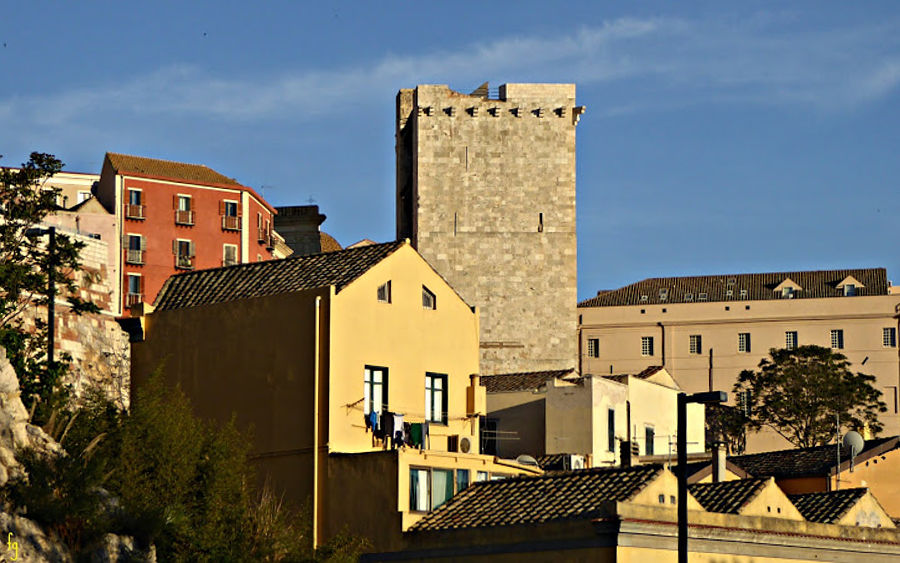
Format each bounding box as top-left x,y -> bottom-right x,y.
836,275 -> 865,297
773,278 -> 802,299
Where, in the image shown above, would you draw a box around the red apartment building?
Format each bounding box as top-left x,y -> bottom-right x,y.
95,153 -> 278,314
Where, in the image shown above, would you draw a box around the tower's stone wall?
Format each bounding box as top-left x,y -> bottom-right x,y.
397,83 -> 583,374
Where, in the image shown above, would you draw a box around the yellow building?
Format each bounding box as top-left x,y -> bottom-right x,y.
127,240 -> 539,550
579,268 -> 900,452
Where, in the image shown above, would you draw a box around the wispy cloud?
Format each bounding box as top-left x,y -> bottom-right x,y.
4,15 -> 900,132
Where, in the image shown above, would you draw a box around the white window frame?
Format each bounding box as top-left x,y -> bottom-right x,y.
831,329 -> 844,350
785,331 -> 798,350
641,336 -> 654,357
689,335 -> 702,355
174,238 -> 195,270
364,366 -> 388,416
422,286 -> 436,310
738,332 -> 751,353
884,328 -> 897,348
425,372 -> 447,425
377,281 -> 391,303
223,244 -> 238,267
587,338 -> 599,358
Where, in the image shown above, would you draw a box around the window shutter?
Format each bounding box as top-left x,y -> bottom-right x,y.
121,234 -> 130,246
140,236 -> 147,251
237,202 -> 242,217
139,276 -> 145,293
173,195 -> 178,209
172,239 -> 178,255
219,201 -> 225,215
189,241 -> 195,257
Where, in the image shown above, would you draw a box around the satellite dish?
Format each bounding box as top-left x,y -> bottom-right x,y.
516,454 -> 539,467
843,431 -> 864,458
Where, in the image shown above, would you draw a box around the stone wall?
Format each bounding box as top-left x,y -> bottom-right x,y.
16,228 -> 130,408
397,83 -> 583,374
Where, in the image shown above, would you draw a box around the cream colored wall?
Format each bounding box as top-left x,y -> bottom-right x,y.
485,390 -> 546,458
741,479 -> 805,520
545,379 -> 594,456
837,491 -> 896,528
328,244 -> 481,455
590,377 -> 628,465
131,289 -> 328,508
835,447 -> 900,517
628,378 -> 706,457
630,470 -> 705,512
41,171 -> 99,208
580,294 -> 900,450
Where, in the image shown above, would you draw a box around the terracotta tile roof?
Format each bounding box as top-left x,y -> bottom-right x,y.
603,365 -> 664,385
535,454 -> 586,471
481,369 -> 576,393
687,478 -> 770,514
410,464 -> 665,531
578,268 -> 889,307
789,489 -> 868,524
154,241 -> 405,311
729,437 -> 899,479
319,231 -> 342,252
105,152 -> 243,187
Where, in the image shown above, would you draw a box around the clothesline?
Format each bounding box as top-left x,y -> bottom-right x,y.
345,398 -> 476,422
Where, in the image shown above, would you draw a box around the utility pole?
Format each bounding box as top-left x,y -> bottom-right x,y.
708,348 -> 713,392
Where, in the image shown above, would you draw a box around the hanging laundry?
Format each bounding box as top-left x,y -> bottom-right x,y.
392,413 -> 405,449
369,410 -> 379,433
364,412 -> 372,433
422,421 -> 430,450
409,423 -> 423,448
381,410 -> 394,444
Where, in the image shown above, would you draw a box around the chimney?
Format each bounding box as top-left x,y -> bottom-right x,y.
712,442 -> 726,483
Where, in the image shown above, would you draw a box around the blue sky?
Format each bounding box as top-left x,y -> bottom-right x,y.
3,2 -> 899,300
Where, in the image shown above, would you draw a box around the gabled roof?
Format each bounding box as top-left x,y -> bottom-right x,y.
789,489 -> 868,524
481,369 -> 577,393
688,478 -> 770,514
410,464 -> 665,531
154,241 -> 405,311
730,436 -> 899,479
579,268 -> 889,307
105,152 -> 243,187
602,366 -> 678,389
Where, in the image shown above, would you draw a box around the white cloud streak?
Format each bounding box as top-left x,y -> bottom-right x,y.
4,15 -> 900,130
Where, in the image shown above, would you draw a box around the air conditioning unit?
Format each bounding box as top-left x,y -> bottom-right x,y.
569,455 -> 586,470
460,436 -> 472,454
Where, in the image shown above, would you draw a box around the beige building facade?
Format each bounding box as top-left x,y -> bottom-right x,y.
396,83 -> 584,374
127,241 -> 538,550
579,268 -> 900,451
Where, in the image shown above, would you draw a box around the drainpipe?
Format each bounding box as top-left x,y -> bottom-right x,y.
312,296 -> 321,548
657,322 -> 665,367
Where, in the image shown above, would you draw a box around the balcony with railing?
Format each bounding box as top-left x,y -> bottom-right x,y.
222,215 -> 241,231
126,249 -> 144,265
175,209 -> 194,226
222,257 -> 238,267
175,255 -> 194,270
126,293 -> 143,306
125,204 -> 145,219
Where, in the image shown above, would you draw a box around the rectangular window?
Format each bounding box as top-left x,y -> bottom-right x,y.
422,286 -> 436,310
221,200 -> 240,230
377,281 -> 391,303
126,234 -> 145,264
364,366 -> 388,416
425,373 -> 447,425
738,333 -> 751,353
607,408 -> 615,452
689,335 -> 702,355
645,426 -> 655,456
659,288 -> 668,301
126,189 -> 144,219
223,244 -> 238,267
409,468 -> 429,512
431,469 -> 454,510
175,195 -> 194,225
126,274 -> 143,306
456,469 -> 470,492
77,190 -> 91,203
698,292 -> 708,301
785,331 -> 798,350
884,328 -> 897,348
831,329 -> 844,350
684,293 -> 693,302
641,336 -> 654,357
844,284 -> 857,296
740,289 -> 748,299
475,471 -> 488,482
587,338 -> 599,358
174,239 -> 194,270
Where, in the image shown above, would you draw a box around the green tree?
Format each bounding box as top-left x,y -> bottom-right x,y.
0,152 -> 99,419
734,345 -> 887,448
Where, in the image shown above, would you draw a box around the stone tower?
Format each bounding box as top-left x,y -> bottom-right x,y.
396,83 -> 584,374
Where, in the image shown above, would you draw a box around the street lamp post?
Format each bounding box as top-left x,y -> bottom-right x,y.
678,390 -> 726,563
24,226 -> 56,368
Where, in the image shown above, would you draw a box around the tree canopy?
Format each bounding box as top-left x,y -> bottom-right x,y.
0,152 -> 98,418
734,345 -> 887,448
